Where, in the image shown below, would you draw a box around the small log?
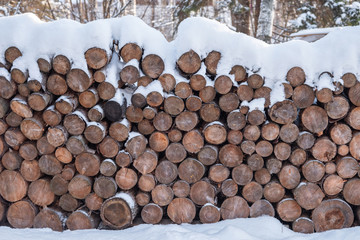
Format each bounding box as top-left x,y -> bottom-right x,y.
4,128 -> 26,150
10,95 -> 33,118
247,110 -> 265,126
221,196 -> 249,220
100,159 -> 117,177
141,203 -> 163,224
151,184 -> 174,207
247,74 -> 264,89
120,43 -> 142,62
302,160 -> 325,182
158,73 -> 176,92
125,134 -> 147,159
349,82 -> 360,106
79,88 -> 99,108
68,174 -> 92,199
178,158 -> 205,184
2,150 -> 21,170
336,156 -> 359,179
0,97 -> 9,119
7,200 -> 37,228
200,102 -> 221,123
292,84 -> 315,109
277,198 -> 302,222
47,74 -> 68,96
240,140 -> 256,155
20,116 -> 45,140
66,135 -> 88,155
323,174 -> 344,196
198,145 -> 218,166
168,129 -> 182,143
325,96 -> 349,120
166,143 -> 187,164
292,217 -> 314,234
250,199 -> 275,218
242,181 -> 263,203
66,210 -> 99,230
67,68 -> 92,92
84,122 -> 107,145
311,137 -> 337,162
204,123 -> 227,145
186,95 -> 202,112
115,167 -> 138,190
261,122 -> 280,141
237,85 -> 254,101
138,174 -> 156,192
153,111 -> 172,132
37,57 -> 51,73
136,192 -> 150,206
264,181 -> 285,203
350,132 -> 360,160
100,192 -> 137,229
232,164 -> 253,186
164,96 -> 184,116
85,193 -> 103,211
37,136 -> 55,155
182,130 -> 204,153
0,77 -> 16,99
167,198 -> 196,224
131,93 -> 146,108
189,74 -> 206,91
243,125 -> 261,141
177,50 -> 201,75
254,168 -> 271,185
209,164 -> 230,183
289,148 -> 307,166
55,147 -> 73,164
230,65 -> 246,82
302,105 -> 328,135
297,131 -> 315,150
33,208 -> 64,231
47,125 -> 68,147
138,119 -> 155,135
316,88 -> 333,104
149,131 -> 169,152
61,164 -> 75,181
50,174 -> 68,196
218,144 -> 243,167
325,162 -> 337,175
120,64 -> 140,84
199,86 -> 216,103
199,204 -> 220,224
63,110 -> 87,135
88,105 -> 104,122
75,152 -> 100,177
98,82 -> 116,100
269,100 -> 297,124
274,142 -> 291,161
221,179 -> 238,197
219,93 -> 239,113
255,140 -> 273,158
94,176 -> 117,199
294,182 -> 324,210
28,92 -> 51,112
175,82 -> 192,99
312,199 -> 354,232
247,154 -> 265,172
52,54 -> 70,75
214,75 -> 232,94
173,180 -> 190,198
17,83 -> 30,97
39,154 -> 63,176
278,165 -> 301,189
142,54 -> 164,78
11,68 -> 28,84
5,46 -> 22,63
146,91 -> 164,107
0,170 -> 27,202
20,159 -> 41,182
286,67 -> 305,87
227,130 -> 243,145
133,148 -> 158,175
28,178 -> 55,206
99,136 -> 119,158
279,123 -> 299,143
155,160 -> 178,185
115,151 -> 133,167
42,106 -> 62,127
109,120 -> 130,142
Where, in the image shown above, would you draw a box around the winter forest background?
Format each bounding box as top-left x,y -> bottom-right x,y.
0,0 -> 359,43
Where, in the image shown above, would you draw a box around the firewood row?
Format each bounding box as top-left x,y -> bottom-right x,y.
0,43 -> 359,233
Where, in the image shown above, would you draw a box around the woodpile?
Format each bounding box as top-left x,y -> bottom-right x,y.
0,42 -> 359,234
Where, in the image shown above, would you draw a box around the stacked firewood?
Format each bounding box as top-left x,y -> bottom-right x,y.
0,42 -> 359,233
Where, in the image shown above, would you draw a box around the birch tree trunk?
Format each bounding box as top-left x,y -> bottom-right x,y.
256,0 -> 275,43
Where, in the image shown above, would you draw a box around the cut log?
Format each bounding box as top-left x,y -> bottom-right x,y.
151,184 -> 174,206
243,125 -> 260,141
28,178 -> 55,206
11,67 -> 28,84
75,152 -> 100,176
302,106 -> 329,135
125,134 -> 147,159
17,83 -> 30,97
39,154 -> 63,176
254,168 -> 271,185
336,156 -> 359,179
268,100 -> 297,124
242,181 -> 263,203
178,158 -> 205,184
66,135 -> 88,155
109,120 -> 130,142
325,162 -> 337,175
167,198 -> 196,224
85,47 -> 108,70
94,176 -> 117,199
349,82 -> 360,106
240,140 -> 256,155
68,174 -> 92,199
33,208 -> 64,231
221,179 -> 238,197
204,123 -> 227,145
254,87 -> 271,107
10,95 -> 33,118
2,149 -> 21,170
5,46 -> 22,63
155,160 -> 178,185
237,85 -> 254,102
219,93 -> 239,113
158,73 -> 176,92
47,125 -> 68,147
0,119 -> 8,135
197,145 -> 218,166
289,148 -> 307,166
61,164 -> 75,181
218,144 -> 243,168
279,123 -> 299,143
120,43 -> 142,62
131,93 -> 146,108
247,154 -> 264,171
5,128 -> 26,150
67,68 -> 92,92
330,123 -> 352,145
311,137 -> 337,162
325,96 -> 349,119
182,130 -> 204,153
264,181 -> 285,203
204,51 -> 221,75
20,116 -> 45,140
28,92 -> 51,111
7,200 -> 37,228
53,54 -> 70,75
277,198 -> 302,222
221,196 -> 249,220
0,170 -> 28,202
278,165 -> 301,189
247,110 -> 265,126
115,151 -> 132,168
99,136 -> 119,158
297,131 -> 315,150
79,88 -> 99,108
88,105 -> 104,122
37,57 -> 51,73
168,128 -> 182,143
185,96 -> 202,112
247,74 -> 264,89
316,88 -> 333,104
214,75 -> 232,94
0,97 -> 9,119
138,174 -> 156,192
175,111 -> 198,131
166,143 -> 187,164
177,50 -> 201,75
274,142 -> 291,161
50,174 -> 68,196
232,164 -> 253,186
175,82 -> 192,99
261,122 -> 280,141
255,140 -> 273,158
0,77 -> 16,99
301,160 -> 325,182
164,96 -> 184,116
66,210 -> 99,230
47,74 -> 68,95
100,159 -> 117,177
312,199 -> 354,232
149,131 -> 169,152
323,174 -> 344,196
292,84 -> 315,109
115,167 -> 138,190
36,136 -> 55,155
120,64 -> 140,84
286,67 -> 305,87
141,54 -> 164,78
199,204 -> 220,224
189,74 -> 206,91
84,122 -> 107,144
98,82 -> 116,100
200,102 -> 221,123
42,106 -> 62,127
199,86 -> 216,103
230,65 -> 246,82
208,164 -> 230,183
153,111 -> 172,131
63,110 -> 87,135
146,91 -> 164,107
292,217 -> 314,233
85,193 -> 103,211
250,199 -> 275,218
133,148 -> 158,175
227,130 -> 243,145
349,132 -> 360,160
141,203 -> 163,224
136,192 -> 150,206
294,182 -> 324,210
20,159 -> 41,182
104,97 -> 127,122
172,180 -> 190,198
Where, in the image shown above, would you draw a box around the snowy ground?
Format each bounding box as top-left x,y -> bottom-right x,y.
1,216 -> 359,240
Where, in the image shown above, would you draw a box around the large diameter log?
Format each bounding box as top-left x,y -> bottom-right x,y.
336,156 -> 359,179
75,152 -> 100,176
204,123 -> 227,145
67,68 -> 92,92
221,196 -> 249,220
177,50 -> 201,75
33,208 -> 64,232
0,170 -> 28,202
100,192 -> 137,229
141,54 -> 164,78
167,198 -> 196,224
294,182 -> 324,210
178,158 -> 205,184
302,160 -> 325,182
312,199 -> 354,232
141,203 -> 163,224
28,179 -> 55,207
7,200 -> 37,228
323,174 -> 344,196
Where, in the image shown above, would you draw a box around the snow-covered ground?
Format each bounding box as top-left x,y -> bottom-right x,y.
1,216 -> 359,240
